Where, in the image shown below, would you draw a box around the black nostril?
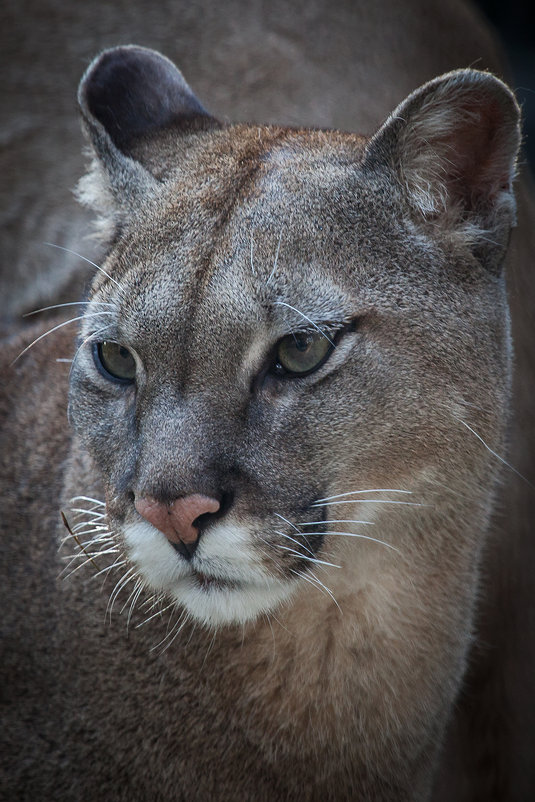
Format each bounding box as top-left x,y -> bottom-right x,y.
192,491 -> 234,534
170,492 -> 235,561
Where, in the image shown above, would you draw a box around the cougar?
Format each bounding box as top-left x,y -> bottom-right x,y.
1,7 -> 534,802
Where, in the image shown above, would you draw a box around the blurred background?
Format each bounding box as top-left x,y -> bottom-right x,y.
1,0 -> 533,330
475,0 -> 534,168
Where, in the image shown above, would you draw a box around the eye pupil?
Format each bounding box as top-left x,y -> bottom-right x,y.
275,331 -> 332,377
95,341 -> 136,383
294,335 -> 310,352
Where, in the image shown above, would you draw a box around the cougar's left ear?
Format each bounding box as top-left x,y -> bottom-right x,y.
77,46 -> 220,234
363,69 -> 521,272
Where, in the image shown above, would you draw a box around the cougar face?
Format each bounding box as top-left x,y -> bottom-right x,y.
67,46 -> 519,629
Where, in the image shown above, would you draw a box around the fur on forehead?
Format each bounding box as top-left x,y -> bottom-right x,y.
77,47 -> 520,278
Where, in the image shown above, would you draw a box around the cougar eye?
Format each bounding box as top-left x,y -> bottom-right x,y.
94,341 -> 136,383
274,331 -> 333,377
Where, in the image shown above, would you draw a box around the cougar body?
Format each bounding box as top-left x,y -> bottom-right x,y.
1,3 -> 535,801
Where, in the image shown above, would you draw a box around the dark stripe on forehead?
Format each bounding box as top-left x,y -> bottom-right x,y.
178,126 -> 292,377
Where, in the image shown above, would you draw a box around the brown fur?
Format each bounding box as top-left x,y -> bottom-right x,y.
1,3 -> 534,802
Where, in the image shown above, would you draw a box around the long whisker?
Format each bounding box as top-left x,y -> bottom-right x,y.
274,544 -> 341,569
292,530 -> 400,553
43,242 -> 126,295
315,489 -> 412,503
274,530 -> 317,558
23,300 -> 115,317
274,301 -> 335,346
250,231 -> 256,275
274,512 -> 302,533
70,496 -> 106,506
298,519 -> 375,526
151,607 -> 188,653
289,568 -> 342,614
267,214 -> 292,284
126,581 -> 146,631
106,567 -> 137,622
459,419 -> 534,489
273,513 -> 318,557
12,312 -> 111,364
136,600 -> 176,629
312,499 -> 425,508
94,559 -> 127,580
69,323 -> 116,373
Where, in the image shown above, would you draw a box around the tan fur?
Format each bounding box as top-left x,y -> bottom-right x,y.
1,3 -> 535,801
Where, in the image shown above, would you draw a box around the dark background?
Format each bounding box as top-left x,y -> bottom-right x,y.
475,0 -> 534,169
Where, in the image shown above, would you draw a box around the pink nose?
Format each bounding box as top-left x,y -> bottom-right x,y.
134,494 -> 220,545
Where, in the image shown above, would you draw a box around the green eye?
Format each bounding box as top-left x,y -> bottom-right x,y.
275,331 -> 333,377
94,341 -> 136,383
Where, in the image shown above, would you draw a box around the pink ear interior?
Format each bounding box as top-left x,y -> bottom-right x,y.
366,70 -> 520,226
423,91 -> 519,213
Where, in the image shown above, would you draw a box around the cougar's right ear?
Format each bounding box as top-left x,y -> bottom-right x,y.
76,46 -> 220,232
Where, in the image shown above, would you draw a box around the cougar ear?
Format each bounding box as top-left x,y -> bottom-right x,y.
364,69 -> 521,272
77,46 -> 219,234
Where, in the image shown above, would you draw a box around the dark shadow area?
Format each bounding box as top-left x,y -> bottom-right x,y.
474,0 -> 534,169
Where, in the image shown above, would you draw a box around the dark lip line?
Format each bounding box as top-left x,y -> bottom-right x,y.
193,571 -> 239,591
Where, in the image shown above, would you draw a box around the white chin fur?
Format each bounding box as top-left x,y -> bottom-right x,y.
124,520 -> 295,627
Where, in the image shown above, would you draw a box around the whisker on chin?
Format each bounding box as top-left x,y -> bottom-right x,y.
136,600 -> 176,629
106,567 -> 137,623
151,607 -> 189,654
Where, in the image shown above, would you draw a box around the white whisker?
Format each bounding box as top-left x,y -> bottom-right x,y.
274,530 -> 317,558
294,530 -> 400,553
121,577 -> 144,615
12,312 -> 111,364
459,420 -> 534,489
250,231 -> 256,275
289,568 -> 342,614
274,544 -> 341,569
94,559 -> 127,579
136,600 -> 176,629
24,300 -> 115,317
70,496 -> 106,506
69,507 -> 107,518
106,567 -> 137,621
315,489 -> 412,503
126,581 -> 146,631
313,499 -> 425,508
274,301 -> 335,346
298,519 -> 375,526
267,216 -> 291,284
69,323 -> 117,372
152,608 -> 188,653
44,242 -> 126,296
